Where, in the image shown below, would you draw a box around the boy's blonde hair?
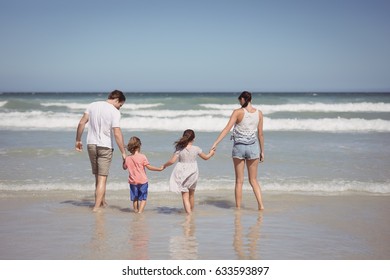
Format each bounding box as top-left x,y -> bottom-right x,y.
127,136 -> 141,154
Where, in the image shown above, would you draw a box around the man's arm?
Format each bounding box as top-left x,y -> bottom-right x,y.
75,113 -> 89,151
113,127 -> 126,160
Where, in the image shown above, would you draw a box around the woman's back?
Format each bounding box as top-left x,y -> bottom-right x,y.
233,108 -> 259,144
235,108 -> 259,132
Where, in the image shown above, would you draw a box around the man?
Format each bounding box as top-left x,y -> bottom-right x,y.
75,90 -> 127,212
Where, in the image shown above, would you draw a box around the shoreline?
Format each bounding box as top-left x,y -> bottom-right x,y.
0,190 -> 389,260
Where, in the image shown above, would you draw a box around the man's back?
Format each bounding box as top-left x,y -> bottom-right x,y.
86,101 -> 121,148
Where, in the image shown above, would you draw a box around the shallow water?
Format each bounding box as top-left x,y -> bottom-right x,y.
1,190 -> 389,260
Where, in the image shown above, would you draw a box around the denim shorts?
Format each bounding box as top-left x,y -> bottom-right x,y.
232,141 -> 260,160
129,183 -> 149,201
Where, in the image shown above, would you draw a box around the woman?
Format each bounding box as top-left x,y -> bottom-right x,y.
211,91 -> 264,210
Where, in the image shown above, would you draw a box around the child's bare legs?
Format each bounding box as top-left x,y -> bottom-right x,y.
182,190 -> 195,214
246,159 -> 265,210
233,158 -> 245,209
189,189 -> 195,211
133,200 -> 139,213
137,200 -> 147,214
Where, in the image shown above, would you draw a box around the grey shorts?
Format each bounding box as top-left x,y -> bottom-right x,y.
87,144 -> 113,176
232,141 -> 260,160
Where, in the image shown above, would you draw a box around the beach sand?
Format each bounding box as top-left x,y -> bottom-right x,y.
0,189 -> 389,260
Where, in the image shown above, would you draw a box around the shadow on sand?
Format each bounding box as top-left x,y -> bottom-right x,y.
201,197 -> 235,209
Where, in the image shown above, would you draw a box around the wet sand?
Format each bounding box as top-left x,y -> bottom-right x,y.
0,189 -> 389,260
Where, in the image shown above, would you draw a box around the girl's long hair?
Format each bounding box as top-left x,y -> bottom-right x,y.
238,91 -> 252,108
174,129 -> 195,150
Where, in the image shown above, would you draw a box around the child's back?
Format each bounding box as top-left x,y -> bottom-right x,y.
123,136 -> 163,214
176,146 -> 202,163
162,129 -> 214,214
124,152 -> 149,185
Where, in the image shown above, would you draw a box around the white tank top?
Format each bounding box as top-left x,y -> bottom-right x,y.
232,108 -> 259,144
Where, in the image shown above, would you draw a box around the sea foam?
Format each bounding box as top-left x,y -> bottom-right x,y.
1,111 -> 390,132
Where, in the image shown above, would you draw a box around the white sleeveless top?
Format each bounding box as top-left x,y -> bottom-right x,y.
232,108 -> 259,144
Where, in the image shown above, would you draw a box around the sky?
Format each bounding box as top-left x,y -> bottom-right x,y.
0,0 -> 389,92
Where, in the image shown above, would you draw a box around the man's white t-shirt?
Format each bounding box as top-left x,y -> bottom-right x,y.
85,101 -> 121,149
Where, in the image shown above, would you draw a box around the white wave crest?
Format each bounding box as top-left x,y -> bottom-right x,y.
0,111 -> 80,129
265,117 -> 390,132
200,102 -> 390,113
1,112 -> 390,132
125,109 -> 232,118
120,115 -> 228,132
41,102 -> 164,110
262,180 -> 390,194
1,179 -> 389,194
40,102 -> 88,110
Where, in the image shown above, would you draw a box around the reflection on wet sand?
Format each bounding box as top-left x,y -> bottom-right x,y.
82,212 -> 107,259
170,215 -> 198,259
83,211 -> 151,259
233,211 -> 263,259
127,214 -> 150,259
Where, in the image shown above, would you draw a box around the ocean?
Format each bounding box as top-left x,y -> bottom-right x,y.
1,91 -> 390,195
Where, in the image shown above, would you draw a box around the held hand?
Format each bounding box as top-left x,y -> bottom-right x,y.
75,141 -> 83,152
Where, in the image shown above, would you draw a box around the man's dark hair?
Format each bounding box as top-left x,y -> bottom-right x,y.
108,90 -> 126,102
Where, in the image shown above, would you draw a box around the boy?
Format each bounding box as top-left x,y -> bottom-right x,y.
123,137 -> 163,213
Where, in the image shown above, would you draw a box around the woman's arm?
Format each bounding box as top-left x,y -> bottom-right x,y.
211,109 -> 240,150
258,110 -> 264,162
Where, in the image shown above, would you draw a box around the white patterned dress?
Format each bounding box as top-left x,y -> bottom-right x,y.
169,146 -> 202,193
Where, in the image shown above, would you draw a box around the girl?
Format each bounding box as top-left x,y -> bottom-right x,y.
123,136 -> 163,213
163,129 -> 214,215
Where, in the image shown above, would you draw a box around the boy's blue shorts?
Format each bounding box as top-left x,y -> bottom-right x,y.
129,183 -> 149,201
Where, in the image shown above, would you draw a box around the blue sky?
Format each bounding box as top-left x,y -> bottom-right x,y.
1,0 -> 389,92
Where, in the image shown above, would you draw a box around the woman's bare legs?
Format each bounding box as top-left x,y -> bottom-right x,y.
233,158 -> 245,209
246,159 -> 264,210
